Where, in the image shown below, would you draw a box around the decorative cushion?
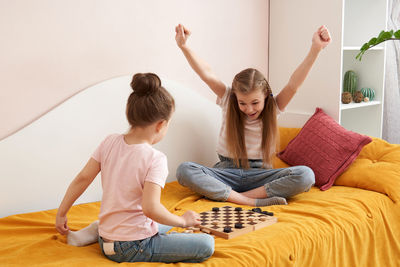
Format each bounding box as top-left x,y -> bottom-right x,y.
335,137 -> 400,202
277,108 -> 372,190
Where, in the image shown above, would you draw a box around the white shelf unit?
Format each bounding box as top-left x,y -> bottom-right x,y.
340,100 -> 381,110
269,0 -> 388,134
340,0 -> 388,138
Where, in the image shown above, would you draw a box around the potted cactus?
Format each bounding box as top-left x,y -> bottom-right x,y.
343,70 -> 358,97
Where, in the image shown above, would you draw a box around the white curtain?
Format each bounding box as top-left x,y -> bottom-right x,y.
382,0 -> 400,143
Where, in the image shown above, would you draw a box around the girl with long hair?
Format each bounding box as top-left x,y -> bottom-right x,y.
175,24 -> 331,207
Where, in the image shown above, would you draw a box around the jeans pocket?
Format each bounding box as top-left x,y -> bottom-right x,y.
118,238 -> 153,262
110,240 -> 139,262
136,238 -> 153,261
119,241 -> 139,253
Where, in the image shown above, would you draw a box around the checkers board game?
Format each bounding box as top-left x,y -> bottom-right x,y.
199,206 -> 277,239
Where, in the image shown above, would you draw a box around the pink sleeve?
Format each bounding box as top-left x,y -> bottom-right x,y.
92,141 -> 104,163
91,135 -> 114,163
145,153 -> 168,188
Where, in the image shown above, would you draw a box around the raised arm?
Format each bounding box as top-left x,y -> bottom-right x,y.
55,158 -> 100,235
275,25 -> 331,111
175,24 -> 226,99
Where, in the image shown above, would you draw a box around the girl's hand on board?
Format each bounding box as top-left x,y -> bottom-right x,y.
181,210 -> 201,227
312,25 -> 331,51
55,214 -> 70,235
175,24 -> 191,48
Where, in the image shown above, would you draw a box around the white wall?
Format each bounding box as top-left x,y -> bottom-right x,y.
269,0 -> 343,126
0,76 -> 221,218
0,0 -> 269,140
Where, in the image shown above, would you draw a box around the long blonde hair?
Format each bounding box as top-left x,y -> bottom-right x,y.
226,68 -> 278,168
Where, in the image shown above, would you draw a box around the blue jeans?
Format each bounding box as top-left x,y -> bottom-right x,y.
99,224 -> 214,263
176,155 -> 315,201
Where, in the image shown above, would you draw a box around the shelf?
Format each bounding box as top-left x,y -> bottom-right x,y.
343,46 -> 384,51
340,100 -> 381,110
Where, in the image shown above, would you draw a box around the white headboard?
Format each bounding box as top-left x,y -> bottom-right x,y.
0,76 -> 221,218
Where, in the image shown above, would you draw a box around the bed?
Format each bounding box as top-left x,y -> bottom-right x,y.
1,127 -> 399,267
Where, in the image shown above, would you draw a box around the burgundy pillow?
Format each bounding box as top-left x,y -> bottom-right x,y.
277,108 -> 372,190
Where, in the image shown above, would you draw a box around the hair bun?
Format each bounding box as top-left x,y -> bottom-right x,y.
130,73 -> 161,96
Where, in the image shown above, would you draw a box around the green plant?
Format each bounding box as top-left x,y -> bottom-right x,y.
356,29 -> 400,61
343,70 -> 358,95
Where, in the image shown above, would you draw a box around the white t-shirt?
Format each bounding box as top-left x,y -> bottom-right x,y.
92,134 -> 168,241
216,87 -> 281,160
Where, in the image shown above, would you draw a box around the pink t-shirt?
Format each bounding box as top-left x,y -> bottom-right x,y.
92,134 -> 168,241
216,87 -> 281,161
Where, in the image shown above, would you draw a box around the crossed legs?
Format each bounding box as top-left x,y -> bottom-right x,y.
176,162 -> 315,206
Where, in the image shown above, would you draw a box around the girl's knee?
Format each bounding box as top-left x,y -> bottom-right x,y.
176,162 -> 195,185
197,234 -> 215,260
296,165 -> 315,188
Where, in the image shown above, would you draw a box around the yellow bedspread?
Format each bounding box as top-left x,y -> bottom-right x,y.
1,128 -> 400,266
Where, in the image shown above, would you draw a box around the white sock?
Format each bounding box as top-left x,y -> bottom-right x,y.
67,220 -> 99,247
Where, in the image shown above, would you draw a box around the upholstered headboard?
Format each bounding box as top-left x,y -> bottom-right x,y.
0,76 -> 221,218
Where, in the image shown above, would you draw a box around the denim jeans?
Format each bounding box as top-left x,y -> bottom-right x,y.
176,155 -> 315,201
99,224 -> 214,263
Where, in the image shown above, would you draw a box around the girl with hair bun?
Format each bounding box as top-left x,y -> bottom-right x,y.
55,73 -> 214,263
175,24 -> 331,207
